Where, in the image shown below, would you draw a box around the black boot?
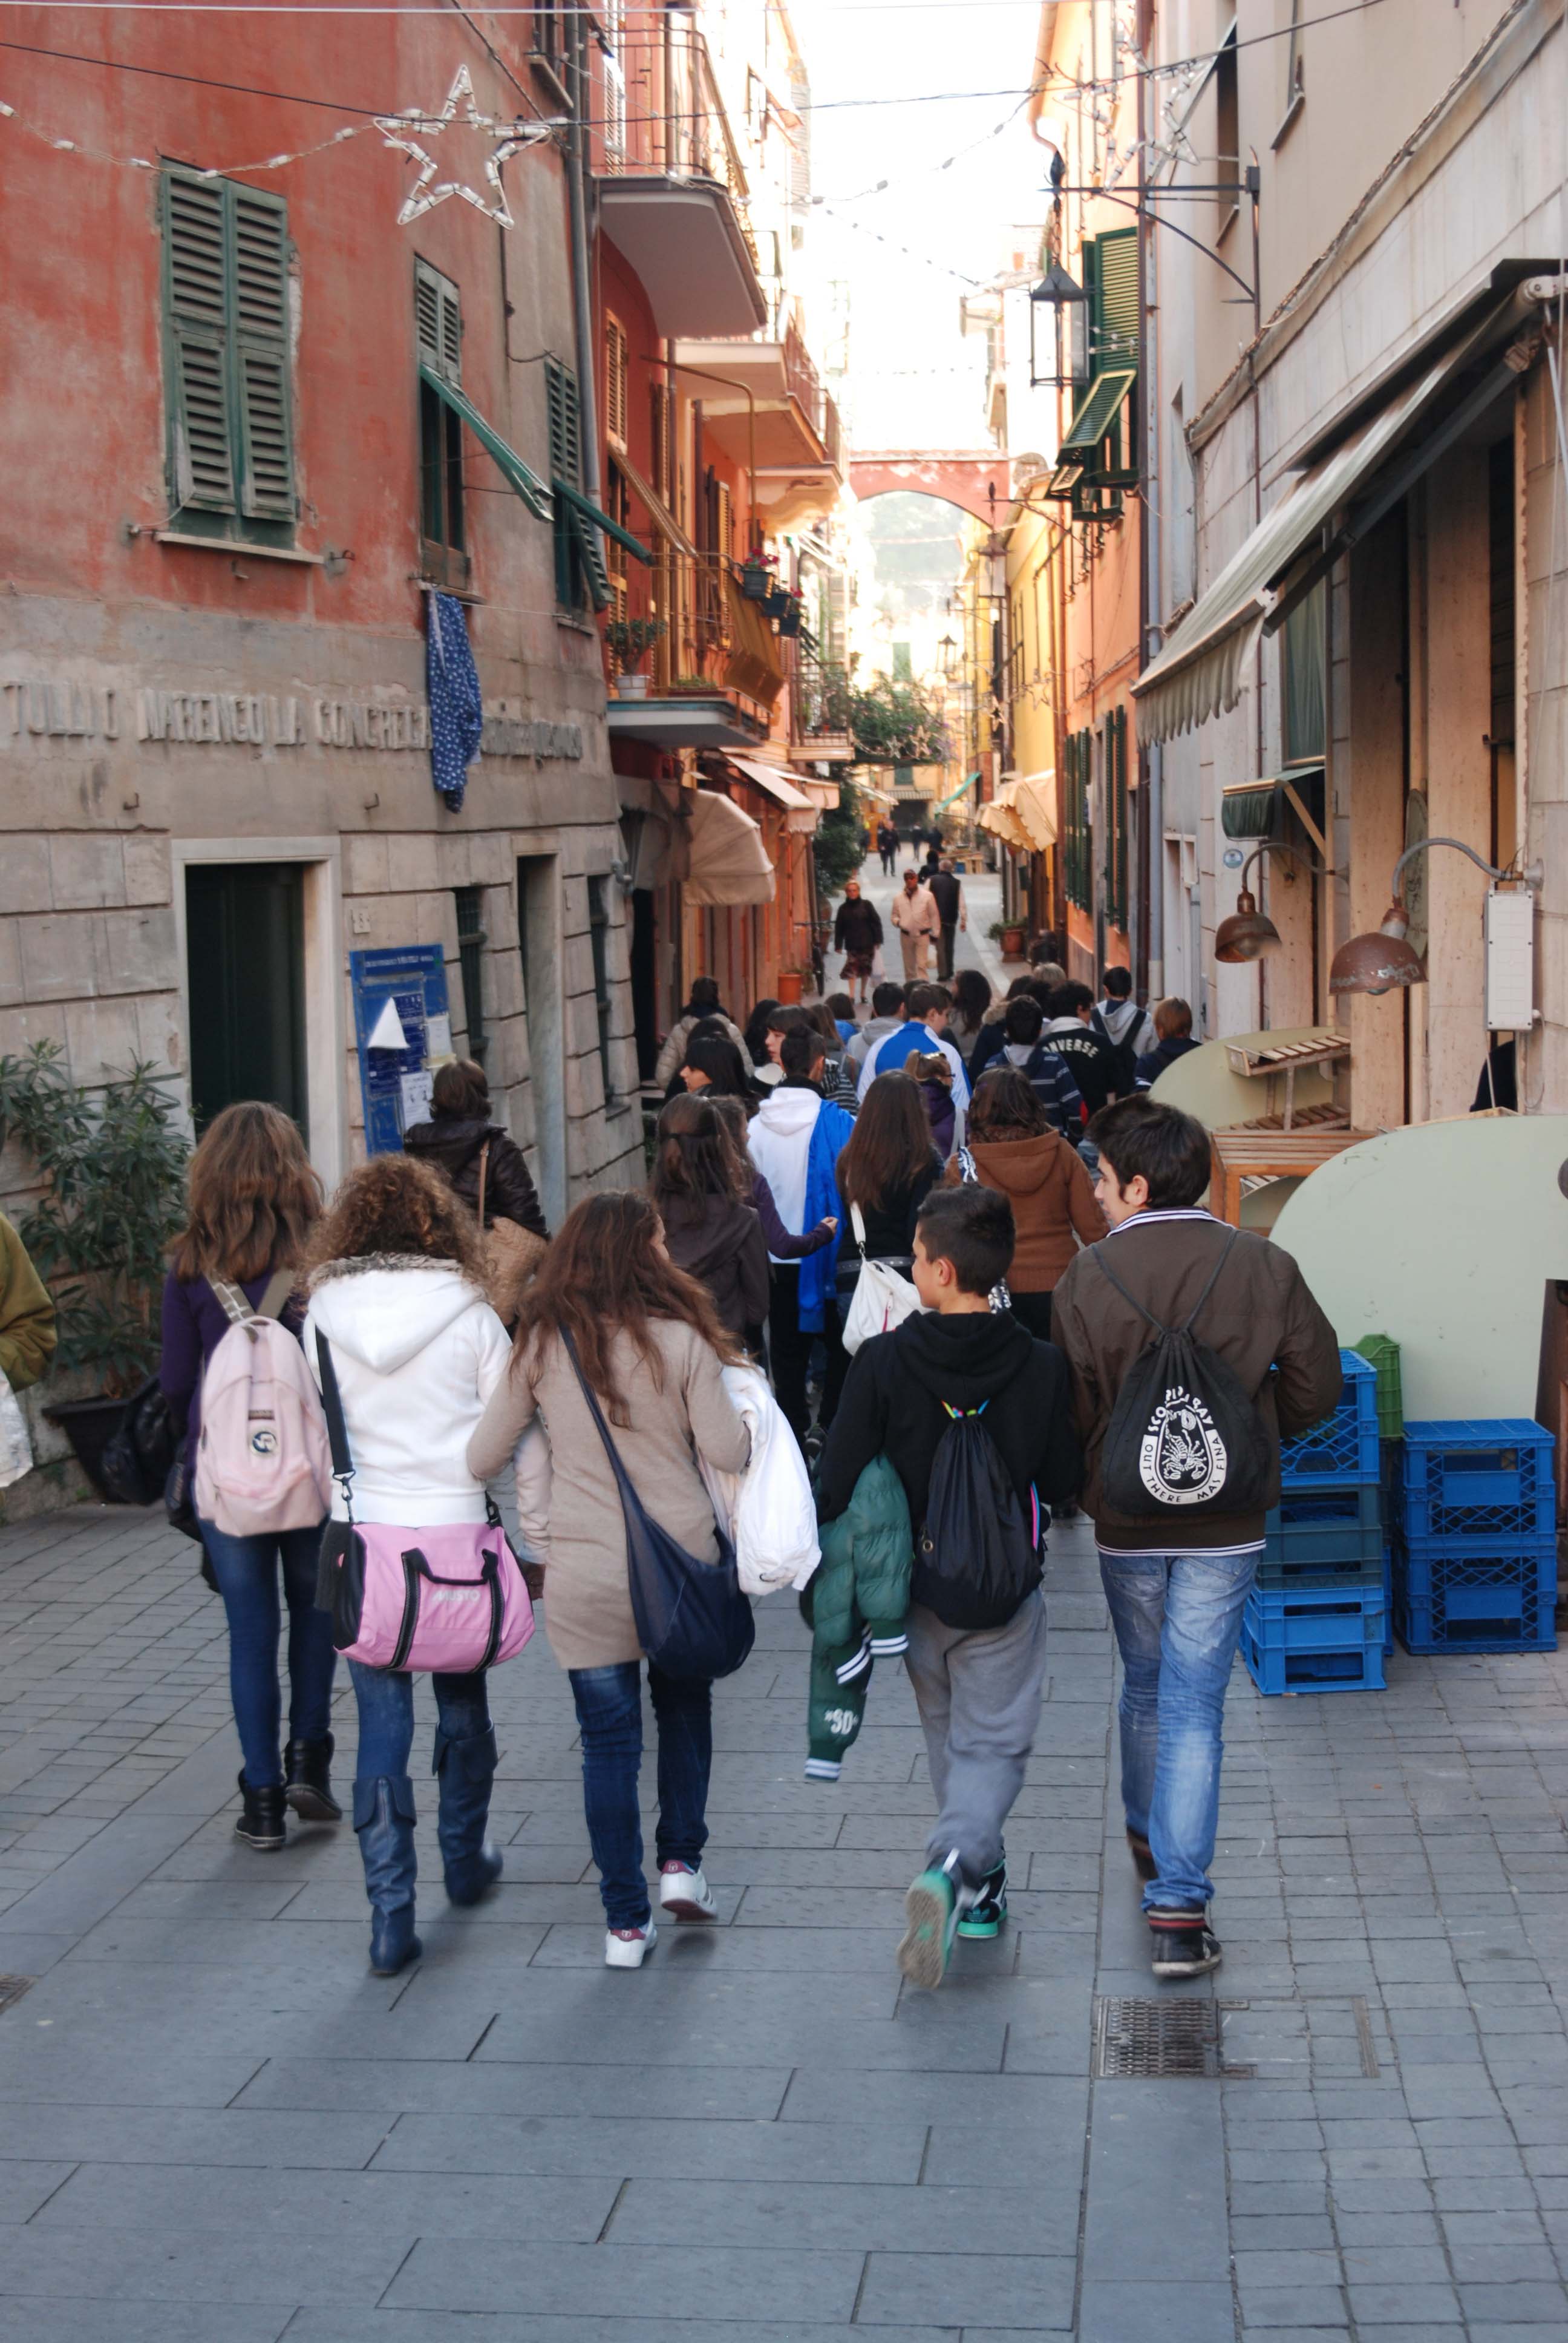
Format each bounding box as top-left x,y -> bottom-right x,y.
353,1775 -> 421,1976
434,1723 -> 503,1906
284,1734 -> 342,1824
235,1770 -> 286,1852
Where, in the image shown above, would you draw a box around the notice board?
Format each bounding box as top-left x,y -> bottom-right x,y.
350,944 -> 453,1156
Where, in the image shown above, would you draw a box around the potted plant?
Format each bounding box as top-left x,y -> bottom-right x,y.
988,916 -> 1027,960
604,615 -> 665,700
776,592 -> 804,637
0,1042 -> 189,1499
776,967 -> 806,1006
740,551 -> 776,602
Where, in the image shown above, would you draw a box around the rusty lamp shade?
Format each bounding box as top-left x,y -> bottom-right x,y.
1329,901 -> 1426,997
1214,888 -> 1282,963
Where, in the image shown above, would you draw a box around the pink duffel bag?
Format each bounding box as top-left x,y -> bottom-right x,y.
313,1331 -> 534,1674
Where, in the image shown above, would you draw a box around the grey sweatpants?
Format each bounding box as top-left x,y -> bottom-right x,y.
903,1589 -> 1047,1886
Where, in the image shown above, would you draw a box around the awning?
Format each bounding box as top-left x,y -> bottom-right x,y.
1059,366 -> 1137,457
550,476 -> 654,567
723,755 -> 817,814
610,449 -> 700,560
978,773 -> 1056,853
682,787 -> 777,906
1132,281 -> 1550,742
721,572 -> 785,707
932,770 -> 981,813
419,362 -> 551,521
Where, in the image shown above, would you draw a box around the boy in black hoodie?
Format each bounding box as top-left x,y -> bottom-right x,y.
817,1186 -> 1080,1987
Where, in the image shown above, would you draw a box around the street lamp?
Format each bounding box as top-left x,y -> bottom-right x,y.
1214,842 -> 1323,964
1028,259 -> 1088,390
938,632 -> 958,678
1330,836 -> 1544,997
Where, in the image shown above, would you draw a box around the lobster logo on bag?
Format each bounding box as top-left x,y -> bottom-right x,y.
1139,1383 -> 1228,1506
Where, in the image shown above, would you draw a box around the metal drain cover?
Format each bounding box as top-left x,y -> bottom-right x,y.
0,1976 -> 33,2017
1094,1995 -> 1230,2079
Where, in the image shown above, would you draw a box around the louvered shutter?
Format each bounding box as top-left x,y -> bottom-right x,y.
544,356 -> 589,607
165,174 -> 235,511
233,190 -> 294,520
604,317 -> 627,448
415,258 -> 462,385
1093,228 -> 1138,362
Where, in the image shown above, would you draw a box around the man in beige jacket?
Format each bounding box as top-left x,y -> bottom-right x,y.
889,868 -> 939,981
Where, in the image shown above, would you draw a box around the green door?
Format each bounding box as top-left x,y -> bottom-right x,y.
185,862 -> 307,1138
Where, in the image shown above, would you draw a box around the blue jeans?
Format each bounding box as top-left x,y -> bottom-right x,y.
348,1659 -> 491,1778
199,1519 -> 335,1789
1099,1547 -> 1258,1913
568,1662 -> 713,1928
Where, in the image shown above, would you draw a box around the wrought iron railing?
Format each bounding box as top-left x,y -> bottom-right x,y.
613,29 -> 759,267
605,548 -> 786,710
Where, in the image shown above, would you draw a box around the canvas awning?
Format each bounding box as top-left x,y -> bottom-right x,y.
721,573 -> 785,707
419,362 -> 552,520
978,773 -> 1056,853
611,448 -> 701,560
682,788 -> 776,906
1131,282 -> 1544,743
723,755 -> 817,813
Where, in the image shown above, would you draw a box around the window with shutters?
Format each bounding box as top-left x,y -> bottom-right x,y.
604,315 -> 629,450
415,258 -> 468,586
545,356 -> 588,610
1055,228 -> 1138,494
1103,707 -> 1130,932
162,167 -> 296,544
601,0 -> 627,170
1065,729 -> 1094,912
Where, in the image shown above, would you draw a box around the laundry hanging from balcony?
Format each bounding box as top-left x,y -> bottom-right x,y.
425,589 -> 484,812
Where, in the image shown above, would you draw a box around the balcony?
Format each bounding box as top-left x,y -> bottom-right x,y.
788,646 -> 855,765
595,30 -> 768,339
604,549 -> 784,750
670,321 -> 843,519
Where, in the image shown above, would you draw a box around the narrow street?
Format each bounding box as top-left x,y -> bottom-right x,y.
2,1501 -> 1568,2341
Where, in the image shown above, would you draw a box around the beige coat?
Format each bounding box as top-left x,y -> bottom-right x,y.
467,1317 -> 750,1670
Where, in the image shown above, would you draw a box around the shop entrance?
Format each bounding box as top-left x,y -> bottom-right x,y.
185,862 -> 308,1137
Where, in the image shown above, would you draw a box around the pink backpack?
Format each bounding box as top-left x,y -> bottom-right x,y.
194,1273 -> 333,1538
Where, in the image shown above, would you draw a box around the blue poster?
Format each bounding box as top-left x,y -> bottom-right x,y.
350,944 -> 452,1157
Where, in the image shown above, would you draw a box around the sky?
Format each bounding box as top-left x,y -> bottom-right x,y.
788,0 -> 1051,450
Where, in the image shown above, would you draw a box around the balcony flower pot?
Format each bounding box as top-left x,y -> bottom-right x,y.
740,559 -> 773,602
615,672 -> 650,700
762,586 -> 791,623
776,969 -> 805,1006
776,597 -> 803,638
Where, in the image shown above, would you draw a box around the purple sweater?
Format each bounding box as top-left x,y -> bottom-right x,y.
158,1269 -> 304,1448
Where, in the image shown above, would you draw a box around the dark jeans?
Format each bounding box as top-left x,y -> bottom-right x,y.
348,1658 -> 491,1778
768,1263 -> 848,1450
937,922 -> 958,980
199,1518 -> 336,1789
1008,1288 -> 1054,1342
567,1661 -> 713,1927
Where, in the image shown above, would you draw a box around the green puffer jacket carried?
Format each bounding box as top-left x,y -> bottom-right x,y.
805,1454 -> 912,1782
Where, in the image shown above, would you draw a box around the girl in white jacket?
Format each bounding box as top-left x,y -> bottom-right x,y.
303,1156 -> 515,1976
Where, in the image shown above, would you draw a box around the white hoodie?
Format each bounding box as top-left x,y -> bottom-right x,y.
304,1259 -> 512,1526
746,1085 -> 822,1262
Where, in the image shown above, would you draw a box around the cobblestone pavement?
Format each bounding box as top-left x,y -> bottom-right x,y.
2,1502 -> 1568,2341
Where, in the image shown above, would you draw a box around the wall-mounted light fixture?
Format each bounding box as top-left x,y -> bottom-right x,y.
1028,259 -> 1088,390
1330,836 -> 1544,998
1214,841 -> 1324,964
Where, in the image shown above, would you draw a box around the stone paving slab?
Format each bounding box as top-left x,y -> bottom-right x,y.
5,1504 -> 1568,2339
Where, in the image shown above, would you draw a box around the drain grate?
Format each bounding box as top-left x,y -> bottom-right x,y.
1093,1994 -> 1235,2079
0,1976 -> 33,2018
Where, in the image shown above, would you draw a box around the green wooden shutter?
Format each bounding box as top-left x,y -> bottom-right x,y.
165,174 -> 235,512
544,356 -> 602,608
232,189 -> 294,520
1093,228 -> 1138,362
415,258 -> 462,386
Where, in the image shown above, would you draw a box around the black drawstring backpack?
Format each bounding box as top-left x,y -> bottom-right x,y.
914,1400 -> 1042,1632
1093,1228 -> 1273,1519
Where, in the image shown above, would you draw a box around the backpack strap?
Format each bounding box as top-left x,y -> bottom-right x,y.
1177,1224 -> 1240,1335
956,1147 -> 978,1184
257,1268 -> 294,1321
1093,1222 -> 1240,1339
476,1142 -> 490,1232
312,1328 -> 356,1521
209,1277 -> 253,1327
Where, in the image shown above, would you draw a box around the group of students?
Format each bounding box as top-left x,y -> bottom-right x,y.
156,924 -> 1339,1994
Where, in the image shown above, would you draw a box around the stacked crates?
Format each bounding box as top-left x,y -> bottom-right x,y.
1393,1420 -> 1558,1653
1243,1351 -> 1387,1694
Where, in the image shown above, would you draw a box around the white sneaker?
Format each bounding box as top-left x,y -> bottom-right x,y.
659,1861 -> 717,1921
604,1920 -> 658,1968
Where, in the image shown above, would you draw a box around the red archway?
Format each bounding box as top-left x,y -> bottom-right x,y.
848,450 -> 1011,523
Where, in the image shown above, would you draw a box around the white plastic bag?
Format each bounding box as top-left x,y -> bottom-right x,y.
840,1203 -> 924,1357
699,1362 -> 819,1594
0,1377 -> 33,1491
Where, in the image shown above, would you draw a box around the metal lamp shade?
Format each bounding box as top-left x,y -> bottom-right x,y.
1214,890 -> 1282,963
1329,902 -> 1426,997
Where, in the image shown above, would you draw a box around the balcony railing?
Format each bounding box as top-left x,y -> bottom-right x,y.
789,645 -> 852,750
613,28 -> 758,267
782,323 -> 843,469
606,548 -> 786,710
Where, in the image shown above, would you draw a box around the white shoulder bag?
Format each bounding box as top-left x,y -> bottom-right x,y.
0,1376 -> 34,1491
841,1202 -> 924,1356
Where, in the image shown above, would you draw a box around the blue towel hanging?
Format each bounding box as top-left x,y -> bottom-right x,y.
425,590 -> 484,811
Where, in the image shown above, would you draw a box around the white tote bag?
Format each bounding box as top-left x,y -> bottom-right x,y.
0,1377 -> 34,1491
840,1202 -> 924,1356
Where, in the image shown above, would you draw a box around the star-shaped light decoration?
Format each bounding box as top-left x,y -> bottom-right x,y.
375,65 -> 560,230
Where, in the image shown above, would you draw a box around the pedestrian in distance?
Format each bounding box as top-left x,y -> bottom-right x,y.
1134,997 -> 1203,1089
1098,964 -> 1156,1078
746,1025 -> 855,1453
652,976 -> 749,1092
857,982 -> 970,1119
945,1067 -> 1106,1343
928,857 -> 966,981
844,979 -> 908,1087
834,1070 -> 942,1319
302,1155 -> 518,1973
403,1057 -> 548,1242
877,818 -> 898,876
650,1093 -> 770,1346
159,1102 -> 337,1854
890,866 -> 939,982
468,1191 -> 753,1968
704,1092 -> 837,1306
995,994 -> 1084,1137
817,1184 -> 1080,1987
1042,982 -> 1125,1118
1050,1096 -> 1342,1980
833,879 -> 884,1008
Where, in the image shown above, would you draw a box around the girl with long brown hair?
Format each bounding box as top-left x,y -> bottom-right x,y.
467,1190 -> 751,1969
649,1094 -> 770,1343
834,1069 -> 942,1309
943,1065 -> 1106,1341
158,1102 -> 334,1855
302,1153 -> 513,1976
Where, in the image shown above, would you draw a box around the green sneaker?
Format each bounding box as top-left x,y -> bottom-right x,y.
957,1858 -> 1007,1940
897,1857 -> 962,1990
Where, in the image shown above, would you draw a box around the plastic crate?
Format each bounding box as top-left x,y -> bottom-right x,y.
1399,1419 -> 1555,1542
1279,1351 -> 1380,1488
1394,1532 -> 1558,1654
1246,1579 -> 1387,1654
1261,1480 -> 1384,1573
1242,1613 -> 1387,1696
1353,1334 -> 1403,1440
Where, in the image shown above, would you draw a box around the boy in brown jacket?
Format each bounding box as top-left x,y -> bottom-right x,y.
1051,1097 -> 1341,1979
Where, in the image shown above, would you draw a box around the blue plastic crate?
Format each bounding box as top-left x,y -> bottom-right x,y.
1400,1419 -> 1555,1542
1242,1615 -> 1387,1696
1261,1480 -> 1385,1573
1246,1580 -> 1387,1654
1279,1351 -> 1380,1488
1394,1531 -> 1558,1654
